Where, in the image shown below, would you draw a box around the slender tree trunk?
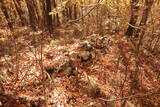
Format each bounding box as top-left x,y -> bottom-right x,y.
68,6 -> 72,20
136,0 -> 154,54
32,0 -> 41,27
25,0 -> 38,30
39,0 -> 46,29
45,0 -> 53,32
125,0 -> 140,37
135,0 -> 154,37
13,0 -> 27,26
52,0 -> 60,26
129,0 -> 154,94
0,0 -> 13,30
74,4 -> 77,20
66,7 -> 69,22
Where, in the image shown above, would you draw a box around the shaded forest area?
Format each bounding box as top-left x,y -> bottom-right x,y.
0,0 -> 160,106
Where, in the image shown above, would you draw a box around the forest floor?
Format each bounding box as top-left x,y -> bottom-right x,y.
0,27 -> 160,107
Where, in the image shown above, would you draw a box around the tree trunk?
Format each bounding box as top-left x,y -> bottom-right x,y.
125,0 -> 140,37
0,0 -> 13,30
74,4 -> 77,20
52,0 -> 60,26
135,0 -> 154,37
45,0 -> 53,32
39,0 -> 46,29
32,0 -> 41,27
25,0 -> 38,30
135,0 -> 154,55
129,0 -> 154,94
13,0 -> 27,26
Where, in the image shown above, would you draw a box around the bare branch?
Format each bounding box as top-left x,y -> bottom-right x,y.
99,90 -> 160,102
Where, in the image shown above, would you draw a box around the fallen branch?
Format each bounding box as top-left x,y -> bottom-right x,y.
99,90 -> 160,102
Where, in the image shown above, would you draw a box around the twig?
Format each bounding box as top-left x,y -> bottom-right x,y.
126,22 -> 141,29
99,90 -> 160,102
80,99 -> 97,107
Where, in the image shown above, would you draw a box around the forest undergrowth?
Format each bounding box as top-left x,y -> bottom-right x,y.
0,0 -> 160,106
0,26 -> 160,107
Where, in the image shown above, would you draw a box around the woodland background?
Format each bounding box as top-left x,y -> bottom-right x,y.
0,0 -> 160,107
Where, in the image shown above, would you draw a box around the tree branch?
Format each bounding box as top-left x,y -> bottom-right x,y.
99,90 -> 160,102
